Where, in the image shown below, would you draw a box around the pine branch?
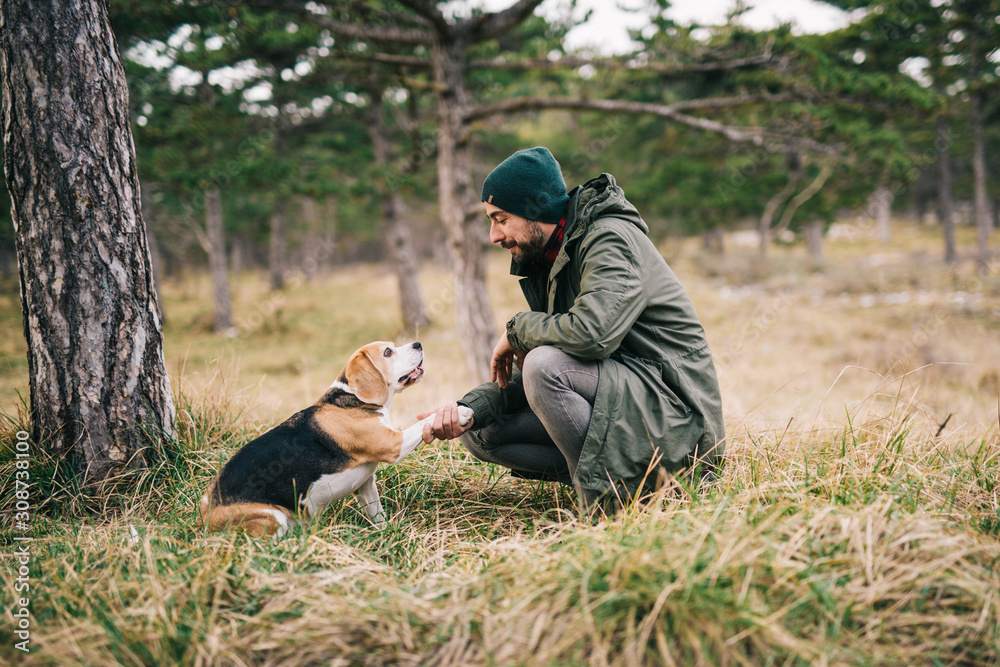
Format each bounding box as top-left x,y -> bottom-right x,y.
341,0 -> 434,29
463,93 -> 789,120
247,0 -> 434,45
464,0 -> 548,43
759,168 -> 803,239
461,95 -> 839,156
642,37 -> 779,76
354,53 -> 433,69
773,161 -> 835,233
338,50 -> 778,81
302,0 -> 436,29
468,48 -> 780,75
394,0 -> 451,37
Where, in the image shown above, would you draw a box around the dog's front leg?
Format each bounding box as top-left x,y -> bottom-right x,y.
394,417 -> 434,464
354,471 -> 386,526
395,407 -> 474,464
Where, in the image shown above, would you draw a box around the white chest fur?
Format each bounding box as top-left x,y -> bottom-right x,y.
302,461 -> 379,518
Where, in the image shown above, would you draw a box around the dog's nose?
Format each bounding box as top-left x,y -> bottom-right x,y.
412,341 -> 422,350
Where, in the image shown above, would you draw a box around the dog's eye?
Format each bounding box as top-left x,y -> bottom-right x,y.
383,348 -> 393,357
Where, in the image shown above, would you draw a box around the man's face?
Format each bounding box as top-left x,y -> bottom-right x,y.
485,203 -> 553,264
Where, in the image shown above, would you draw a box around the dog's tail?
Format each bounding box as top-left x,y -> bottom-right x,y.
199,479 -> 294,538
198,479 -> 218,523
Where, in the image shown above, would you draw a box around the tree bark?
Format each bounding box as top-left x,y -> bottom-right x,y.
269,195 -> 287,291
433,37 -> 495,380
0,0 -> 175,483
365,87 -> 429,332
204,186 -> 233,333
803,222 -> 825,263
970,91 -> 990,273
140,182 -> 166,323
937,116 -> 957,265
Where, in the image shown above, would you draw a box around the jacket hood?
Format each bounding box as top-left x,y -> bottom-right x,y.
510,173 -> 648,278
570,173 -> 649,239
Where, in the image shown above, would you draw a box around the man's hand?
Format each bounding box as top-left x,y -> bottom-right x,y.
418,404 -> 474,443
491,331 -> 526,389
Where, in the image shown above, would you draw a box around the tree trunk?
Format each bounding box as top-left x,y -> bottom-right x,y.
870,182 -> 892,243
229,232 -> 247,275
299,197 -> 320,282
700,226 -> 725,254
803,222 -> 825,262
937,116 -> 957,265
0,0 -> 175,483
385,192 -> 429,331
970,91 -> 990,274
365,87 -> 429,332
205,186 -> 233,333
322,196 -> 338,275
269,195 -> 287,290
433,38 -> 496,381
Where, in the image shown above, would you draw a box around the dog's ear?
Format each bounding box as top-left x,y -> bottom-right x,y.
345,348 -> 390,406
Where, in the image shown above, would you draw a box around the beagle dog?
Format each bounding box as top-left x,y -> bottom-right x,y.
199,341 -> 472,537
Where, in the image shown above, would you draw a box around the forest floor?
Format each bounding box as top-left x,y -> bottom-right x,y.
1,220 -> 999,665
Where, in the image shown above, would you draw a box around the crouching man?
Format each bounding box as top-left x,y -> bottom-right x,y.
422,147 -> 725,514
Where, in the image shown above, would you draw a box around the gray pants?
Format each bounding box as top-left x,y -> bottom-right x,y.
460,346 -> 599,488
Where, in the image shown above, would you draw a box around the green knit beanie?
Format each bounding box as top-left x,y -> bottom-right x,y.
481,146 -> 570,224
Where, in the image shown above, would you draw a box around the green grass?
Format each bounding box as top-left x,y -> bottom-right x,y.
1,221 -> 999,665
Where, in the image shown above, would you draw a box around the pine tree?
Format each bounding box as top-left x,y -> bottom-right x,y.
1,0 -> 176,484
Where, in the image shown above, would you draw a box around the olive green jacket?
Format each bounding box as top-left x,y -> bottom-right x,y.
460,174 -> 725,495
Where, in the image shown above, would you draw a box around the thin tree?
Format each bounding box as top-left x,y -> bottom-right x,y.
196,77 -> 235,332
202,185 -> 234,333
0,0 -> 176,483
937,115 -> 957,264
969,88 -> 991,274
365,85 -> 429,332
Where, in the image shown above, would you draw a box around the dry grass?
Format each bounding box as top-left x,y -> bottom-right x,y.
1,220 -> 999,665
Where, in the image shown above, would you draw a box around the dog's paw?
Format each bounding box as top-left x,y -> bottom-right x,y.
457,406 -> 474,427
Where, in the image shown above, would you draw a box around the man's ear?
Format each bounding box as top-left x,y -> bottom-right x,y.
345,349 -> 390,406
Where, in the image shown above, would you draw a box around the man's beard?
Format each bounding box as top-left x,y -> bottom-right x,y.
505,220 -> 549,264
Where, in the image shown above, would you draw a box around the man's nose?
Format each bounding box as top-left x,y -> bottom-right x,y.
489,221 -> 504,244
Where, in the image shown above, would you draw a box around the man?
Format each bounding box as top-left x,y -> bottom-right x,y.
421,146 -> 725,513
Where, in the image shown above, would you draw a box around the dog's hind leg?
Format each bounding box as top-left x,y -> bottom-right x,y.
354,472 -> 386,527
